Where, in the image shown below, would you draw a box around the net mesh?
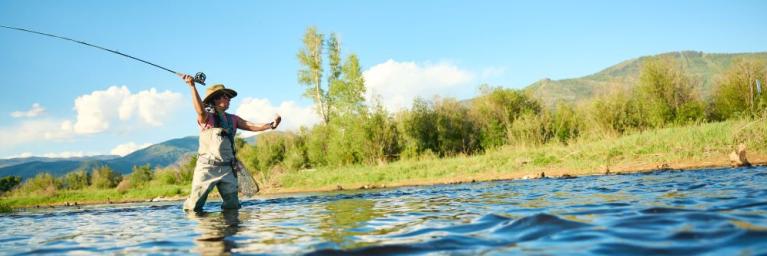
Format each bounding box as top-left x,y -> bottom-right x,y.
235,160 -> 260,198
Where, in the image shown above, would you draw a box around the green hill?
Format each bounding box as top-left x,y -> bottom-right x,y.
0,136 -> 198,179
524,51 -> 767,106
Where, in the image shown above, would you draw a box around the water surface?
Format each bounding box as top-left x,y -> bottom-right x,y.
2,167 -> 766,255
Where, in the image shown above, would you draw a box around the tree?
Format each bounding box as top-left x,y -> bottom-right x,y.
298,27 -> 368,123
128,164 -> 153,188
0,176 -> 21,193
298,26 -> 329,124
711,58 -> 767,120
330,54 -> 367,118
471,85 -> 541,148
635,56 -> 703,126
61,169 -> 90,190
91,165 -> 122,189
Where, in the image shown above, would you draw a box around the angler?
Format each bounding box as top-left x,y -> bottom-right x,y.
181,74 -> 281,212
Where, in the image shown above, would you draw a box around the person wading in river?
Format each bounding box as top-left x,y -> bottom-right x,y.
181,74 -> 281,212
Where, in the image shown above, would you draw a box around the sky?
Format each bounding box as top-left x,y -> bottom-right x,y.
0,0 -> 765,159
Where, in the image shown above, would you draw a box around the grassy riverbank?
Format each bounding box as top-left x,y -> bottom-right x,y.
273,118 -> 766,192
1,119 -> 764,210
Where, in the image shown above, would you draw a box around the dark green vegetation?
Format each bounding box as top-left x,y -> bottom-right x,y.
1,27 -> 765,209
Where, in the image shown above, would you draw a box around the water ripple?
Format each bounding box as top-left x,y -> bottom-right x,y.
2,166 -> 767,255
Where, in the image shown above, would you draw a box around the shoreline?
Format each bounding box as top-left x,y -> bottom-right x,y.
8,156 -> 764,211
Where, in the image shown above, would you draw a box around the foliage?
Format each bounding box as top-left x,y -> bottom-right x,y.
710,58 -> 767,120
635,56 -> 704,127
471,85 -> 541,148
60,169 -> 90,190
127,164 -> 153,188
90,166 -> 122,189
297,26 -> 328,123
16,172 -> 58,195
0,176 -> 21,193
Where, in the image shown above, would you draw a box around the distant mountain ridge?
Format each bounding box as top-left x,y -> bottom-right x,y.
0,155 -> 118,169
0,136 -> 199,179
525,51 -> 767,106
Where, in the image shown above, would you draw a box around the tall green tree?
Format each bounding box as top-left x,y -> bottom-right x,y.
298,26 -> 329,124
298,27 -> 368,123
331,54 -> 367,117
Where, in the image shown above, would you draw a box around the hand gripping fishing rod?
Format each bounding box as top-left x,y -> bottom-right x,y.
0,25 -> 206,85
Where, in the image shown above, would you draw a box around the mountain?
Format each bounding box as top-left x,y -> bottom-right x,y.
0,136 -> 199,179
524,51 -> 767,106
0,155 -> 118,169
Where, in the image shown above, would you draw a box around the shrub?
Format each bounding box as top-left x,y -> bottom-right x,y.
127,164 -> 153,188
90,166 -> 122,189
710,58 -> 767,120
17,172 -> 58,195
60,170 -> 90,190
0,176 -> 21,193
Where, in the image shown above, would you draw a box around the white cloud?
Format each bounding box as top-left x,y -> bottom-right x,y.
110,142 -> 152,156
11,103 -> 45,118
73,86 -> 183,134
2,151 -> 103,159
0,119 -> 76,151
41,151 -> 98,158
363,59 -> 475,112
234,98 -> 320,137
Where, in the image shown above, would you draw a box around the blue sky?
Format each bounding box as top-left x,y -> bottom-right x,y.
0,0 -> 765,158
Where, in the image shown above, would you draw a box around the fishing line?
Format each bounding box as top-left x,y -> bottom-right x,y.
0,25 -> 206,85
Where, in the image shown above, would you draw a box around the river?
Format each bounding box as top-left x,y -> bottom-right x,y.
1,166 -> 766,255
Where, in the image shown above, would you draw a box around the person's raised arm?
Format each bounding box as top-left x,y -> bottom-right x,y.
236,114 -> 281,132
180,73 -> 207,124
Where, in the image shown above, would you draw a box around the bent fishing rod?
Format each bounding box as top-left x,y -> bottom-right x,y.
0,25 -> 206,85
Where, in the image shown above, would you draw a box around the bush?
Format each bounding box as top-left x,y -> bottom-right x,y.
550,102 -> 583,144
60,170 -> 90,190
710,58 -> 767,120
17,172 -> 58,195
178,155 -> 196,184
0,176 -> 21,193
471,85 -> 541,149
635,56 -> 704,127
153,167 -> 180,185
362,104 -> 400,164
127,164 -> 153,188
91,166 -> 122,189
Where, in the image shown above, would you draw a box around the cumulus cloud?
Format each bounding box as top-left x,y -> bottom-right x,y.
110,142 -> 152,156
0,119 -> 77,151
234,98 -> 320,137
11,103 -> 45,118
363,59 -> 475,111
73,86 -> 183,134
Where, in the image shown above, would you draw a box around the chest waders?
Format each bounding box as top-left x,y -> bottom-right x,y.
183,127 -> 241,212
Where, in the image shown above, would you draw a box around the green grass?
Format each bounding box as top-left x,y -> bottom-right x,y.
2,119 -> 764,209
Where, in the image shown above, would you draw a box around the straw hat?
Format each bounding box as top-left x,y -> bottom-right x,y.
202,84 -> 237,104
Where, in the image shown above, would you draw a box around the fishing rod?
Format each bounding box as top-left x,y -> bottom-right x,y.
0,25 -> 206,85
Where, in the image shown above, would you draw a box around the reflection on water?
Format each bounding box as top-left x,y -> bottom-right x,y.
1,167 -> 767,255
187,210 -> 242,255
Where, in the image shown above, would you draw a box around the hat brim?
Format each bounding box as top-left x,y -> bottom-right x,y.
203,89 -> 237,104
